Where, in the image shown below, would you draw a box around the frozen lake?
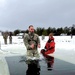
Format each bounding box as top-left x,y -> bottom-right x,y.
0,36 -> 75,75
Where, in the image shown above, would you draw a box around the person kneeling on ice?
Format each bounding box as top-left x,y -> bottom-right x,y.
41,33 -> 55,57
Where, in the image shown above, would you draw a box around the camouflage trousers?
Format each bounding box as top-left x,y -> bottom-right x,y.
25,50 -> 40,64
26,50 -> 40,58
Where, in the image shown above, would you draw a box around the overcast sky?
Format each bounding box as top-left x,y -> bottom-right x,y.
0,0 -> 75,31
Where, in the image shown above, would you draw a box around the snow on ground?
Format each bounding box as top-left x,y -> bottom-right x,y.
0,35 -> 75,56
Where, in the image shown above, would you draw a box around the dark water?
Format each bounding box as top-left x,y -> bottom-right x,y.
5,55 -> 75,75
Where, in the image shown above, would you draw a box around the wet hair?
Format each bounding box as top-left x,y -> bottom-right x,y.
29,25 -> 33,28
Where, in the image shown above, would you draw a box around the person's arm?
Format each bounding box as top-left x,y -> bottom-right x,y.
44,39 -> 50,49
37,35 -> 40,48
44,43 -> 47,49
23,34 -> 32,50
44,42 -> 51,50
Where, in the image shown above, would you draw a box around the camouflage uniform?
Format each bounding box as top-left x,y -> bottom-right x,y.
9,32 -> 12,44
23,32 -> 40,59
9,36 -> 12,44
42,35 -> 45,40
3,32 -> 8,44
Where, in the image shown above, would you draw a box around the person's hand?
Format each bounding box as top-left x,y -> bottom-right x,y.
38,44 -> 40,48
30,44 -> 34,49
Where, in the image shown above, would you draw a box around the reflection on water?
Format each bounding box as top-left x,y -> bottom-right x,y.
41,49 -> 54,71
26,55 -> 54,75
26,60 -> 40,75
5,55 -> 55,75
46,55 -> 54,71
5,55 -> 75,75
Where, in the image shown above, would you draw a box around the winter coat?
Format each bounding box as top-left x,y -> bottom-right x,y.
44,37 -> 55,55
23,33 -> 40,50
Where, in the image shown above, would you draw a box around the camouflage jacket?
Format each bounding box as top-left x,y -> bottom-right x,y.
23,33 -> 40,50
